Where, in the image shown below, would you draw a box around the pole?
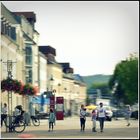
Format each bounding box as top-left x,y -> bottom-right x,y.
7,68 -> 13,132
3,60 -> 16,132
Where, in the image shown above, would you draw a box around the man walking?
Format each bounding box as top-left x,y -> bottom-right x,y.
125,105 -> 132,126
1,103 -> 8,127
97,102 -> 106,132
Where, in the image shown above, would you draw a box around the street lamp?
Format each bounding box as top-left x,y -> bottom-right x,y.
49,76 -> 55,111
50,76 -> 54,91
3,60 -> 16,132
7,60 -> 12,72
111,80 -> 119,94
58,83 -> 61,95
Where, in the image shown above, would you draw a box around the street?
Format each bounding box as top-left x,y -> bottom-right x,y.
1,116 -> 139,139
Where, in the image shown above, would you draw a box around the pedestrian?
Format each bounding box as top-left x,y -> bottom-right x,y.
29,102 -> 36,119
48,108 -> 55,132
97,102 -> 106,132
125,105 -> 132,126
14,105 -> 25,124
91,109 -> 97,132
1,103 -> 8,127
80,104 -> 87,132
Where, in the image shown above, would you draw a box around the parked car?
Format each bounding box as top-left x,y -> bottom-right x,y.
105,106 -> 113,121
36,112 -> 49,119
131,103 -> 138,119
112,109 -> 125,118
131,110 -> 138,119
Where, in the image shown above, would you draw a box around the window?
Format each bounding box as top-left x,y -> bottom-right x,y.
11,27 -> 16,41
1,21 -> 4,33
26,68 -> 32,84
26,45 -> 32,65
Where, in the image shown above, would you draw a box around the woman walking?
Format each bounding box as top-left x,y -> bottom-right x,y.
91,109 -> 97,132
48,108 -> 55,132
80,104 -> 87,132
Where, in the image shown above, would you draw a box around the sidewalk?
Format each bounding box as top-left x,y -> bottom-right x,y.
1,116 -> 139,139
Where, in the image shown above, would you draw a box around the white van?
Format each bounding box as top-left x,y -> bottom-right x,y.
104,106 -> 113,121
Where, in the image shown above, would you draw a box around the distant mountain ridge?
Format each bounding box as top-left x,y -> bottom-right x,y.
82,74 -> 112,88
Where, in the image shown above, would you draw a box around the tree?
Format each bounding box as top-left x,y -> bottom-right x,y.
90,82 -> 110,96
109,53 -> 138,105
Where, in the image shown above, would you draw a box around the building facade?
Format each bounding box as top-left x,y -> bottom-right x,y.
1,4 -> 40,113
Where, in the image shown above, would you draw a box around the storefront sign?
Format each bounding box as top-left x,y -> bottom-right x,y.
56,97 -> 64,120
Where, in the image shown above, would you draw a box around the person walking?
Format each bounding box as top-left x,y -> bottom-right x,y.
48,108 -> 55,132
125,105 -> 132,126
29,102 -> 36,120
91,109 -> 97,132
97,102 -> 106,132
1,103 -> 8,127
80,104 -> 87,132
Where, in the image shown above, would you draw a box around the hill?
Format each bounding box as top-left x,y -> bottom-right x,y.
82,74 -> 112,88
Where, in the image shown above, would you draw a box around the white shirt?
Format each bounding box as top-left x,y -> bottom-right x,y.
80,109 -> 86,118
97,107 -> 106,118
14,108 -> 21,116
2,106 -> 8,114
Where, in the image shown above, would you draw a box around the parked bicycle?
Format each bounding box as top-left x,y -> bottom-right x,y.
3,115 -> 26,133
30,115 -> 40,126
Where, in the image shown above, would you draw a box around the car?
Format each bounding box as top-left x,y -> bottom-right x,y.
112,109 -> 125,118
104,106 -> 113,121
131,110 -> 138,119
131,103 -> 138,119
36,112 -> 49,119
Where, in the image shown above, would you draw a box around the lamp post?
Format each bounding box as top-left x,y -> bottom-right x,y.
49,76 -> 55,111
58,83 -> 61,95
111,80 -> 119,106
7,60 -> 13,116
111,80 -> 118,94
69,90 -> 72,116
50,76 -> 54,92
3,60 -> 16,132
64,88 -> 67,113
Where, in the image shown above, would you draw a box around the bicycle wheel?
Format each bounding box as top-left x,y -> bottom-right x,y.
32,117 -> 40,126
14,120 -> 26,133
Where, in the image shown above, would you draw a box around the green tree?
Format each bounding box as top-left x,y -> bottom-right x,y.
109,54 -> 138,105
90,82 -> 110,96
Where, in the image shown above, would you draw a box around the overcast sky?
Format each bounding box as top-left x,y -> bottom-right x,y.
2,1 -> 139,76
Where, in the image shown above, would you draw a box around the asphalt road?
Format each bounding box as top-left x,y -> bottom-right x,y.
1,116 -> 139,139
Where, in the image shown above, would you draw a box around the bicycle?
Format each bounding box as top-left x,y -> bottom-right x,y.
30,115 -> 40,126
3,115 -> 26,133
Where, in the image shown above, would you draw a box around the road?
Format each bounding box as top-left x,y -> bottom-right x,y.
1,116 -> 139,139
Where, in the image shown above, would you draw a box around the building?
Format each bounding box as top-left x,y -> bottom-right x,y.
1,3 -> 26,112
1,3 -> 40,113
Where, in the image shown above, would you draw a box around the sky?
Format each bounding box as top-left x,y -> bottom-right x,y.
2,1 -> 139,76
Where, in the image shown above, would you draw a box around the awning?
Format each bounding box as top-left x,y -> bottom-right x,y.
32,96 -> 50,105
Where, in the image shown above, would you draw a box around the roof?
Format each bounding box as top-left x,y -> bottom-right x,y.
73,74 -> 85,83
59,63 -> 74,73
1,3 -> 19,24
39,46 -> 56,56
59,63 -> 70,68
13,12 -> 36,22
